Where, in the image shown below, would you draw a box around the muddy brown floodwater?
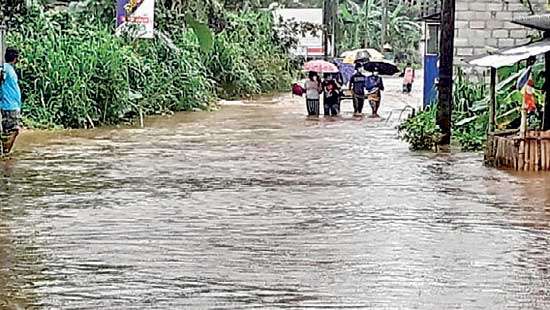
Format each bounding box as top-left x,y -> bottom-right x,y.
1,82 -> 550,309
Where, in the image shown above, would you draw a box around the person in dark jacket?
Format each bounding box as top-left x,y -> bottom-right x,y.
322,74 -> 340,116
349,63 -> 367,116
323,78 -> 340,117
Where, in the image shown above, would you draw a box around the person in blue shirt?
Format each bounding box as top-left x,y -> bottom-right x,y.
1,48 -> 22,154
365,66 -> 385,118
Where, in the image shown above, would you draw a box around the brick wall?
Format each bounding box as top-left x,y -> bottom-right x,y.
454,0 -> 547,60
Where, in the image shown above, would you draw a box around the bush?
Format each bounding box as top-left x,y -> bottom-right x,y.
399,65 -> 547,152
10,16 -> 133,128
7,6 -> 291,129
206,11 -> 293,99
398,107 -> 441,151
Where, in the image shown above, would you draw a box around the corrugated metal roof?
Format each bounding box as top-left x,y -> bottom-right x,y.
512,14 -> 550,31
468,39 -> 550,68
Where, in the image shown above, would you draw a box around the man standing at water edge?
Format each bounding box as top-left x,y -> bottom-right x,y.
1,48 -> 22,154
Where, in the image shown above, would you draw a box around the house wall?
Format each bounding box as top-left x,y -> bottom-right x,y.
454,0 -> 548,61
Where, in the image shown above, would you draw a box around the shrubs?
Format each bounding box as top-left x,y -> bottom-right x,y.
399,66 -> 546,152
206,11 -> 293,99
8,7 -> 293,129
11,19 -> 134,128
398,107 -> 441,151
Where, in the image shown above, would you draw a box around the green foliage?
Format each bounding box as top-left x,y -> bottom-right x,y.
401,64 -> 547,152
398,107 -> 441,151
185,15 -> 214,52
206,11 -> 293,98
10,15 -> 132,128
6,2 -> 293,128
337,0 -> 421,63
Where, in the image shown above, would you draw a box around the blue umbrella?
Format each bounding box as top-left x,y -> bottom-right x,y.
517,66 -> 532,90
333,59 -> 355,85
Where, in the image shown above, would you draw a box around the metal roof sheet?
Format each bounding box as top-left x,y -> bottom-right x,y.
468,39 -> 550,68
512,14 -> 550,31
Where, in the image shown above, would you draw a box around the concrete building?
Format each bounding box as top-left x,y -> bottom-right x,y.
403,0 -> 548,61
453,0 -> 548,61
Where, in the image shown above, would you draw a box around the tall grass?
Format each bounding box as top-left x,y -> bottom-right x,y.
7,7 -> 293,129
206,11 -> 293,99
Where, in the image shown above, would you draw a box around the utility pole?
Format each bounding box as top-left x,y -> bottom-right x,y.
437,0 -> 456,146
323,0 -> 337,60
323,0 -> 330,60
381,0 -> 388,48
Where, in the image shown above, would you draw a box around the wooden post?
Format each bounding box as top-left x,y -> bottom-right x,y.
489,67 -> 497,133
0,22 -> 6,156
544,45 -> 550,131
437,0 -> 456,146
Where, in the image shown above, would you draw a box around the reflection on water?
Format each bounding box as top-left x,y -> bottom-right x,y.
1,86 -> 549,308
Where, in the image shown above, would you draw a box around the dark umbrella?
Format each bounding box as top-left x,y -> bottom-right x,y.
364,61 -> 399,76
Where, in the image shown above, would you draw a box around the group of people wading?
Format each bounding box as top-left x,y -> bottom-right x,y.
304,63 -> 385,118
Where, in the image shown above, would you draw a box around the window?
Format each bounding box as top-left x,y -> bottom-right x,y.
426,23 -> 440,55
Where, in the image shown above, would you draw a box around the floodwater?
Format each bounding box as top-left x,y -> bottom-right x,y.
1,79 -> 549,309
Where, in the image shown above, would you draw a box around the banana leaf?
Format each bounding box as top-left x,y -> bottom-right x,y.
185,15 -> 213,53
496,107 -> 520,128
455,115 -> 479,127
471,98 -> 489,112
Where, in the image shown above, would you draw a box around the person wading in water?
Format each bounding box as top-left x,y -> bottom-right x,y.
365,67 -> 384,118
304,71 -> 321,117
1,48 -> 22,154
350,63 -> 366,117
402,62 -> 415,94
322,73 -> 341,117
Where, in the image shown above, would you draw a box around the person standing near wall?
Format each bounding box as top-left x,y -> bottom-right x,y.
1,48 -> 22,154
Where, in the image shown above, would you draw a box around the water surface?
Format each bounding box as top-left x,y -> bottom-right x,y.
1,82 -> 549,309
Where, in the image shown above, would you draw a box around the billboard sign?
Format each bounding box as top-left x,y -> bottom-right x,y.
116,0 -> 155,39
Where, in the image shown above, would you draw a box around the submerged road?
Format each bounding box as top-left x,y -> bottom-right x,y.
1,78 -> 549,309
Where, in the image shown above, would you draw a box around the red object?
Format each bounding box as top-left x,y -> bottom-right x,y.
307,47 -> 324,54
524,79 -> 537,113
292,83 -> 305,97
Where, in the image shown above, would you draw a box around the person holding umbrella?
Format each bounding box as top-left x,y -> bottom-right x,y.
303,60 -> 340,117
304,71 -> 322,117
365,66 -> 384,118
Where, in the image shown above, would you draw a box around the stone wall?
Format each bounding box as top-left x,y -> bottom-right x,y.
454,0 -> 547,61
